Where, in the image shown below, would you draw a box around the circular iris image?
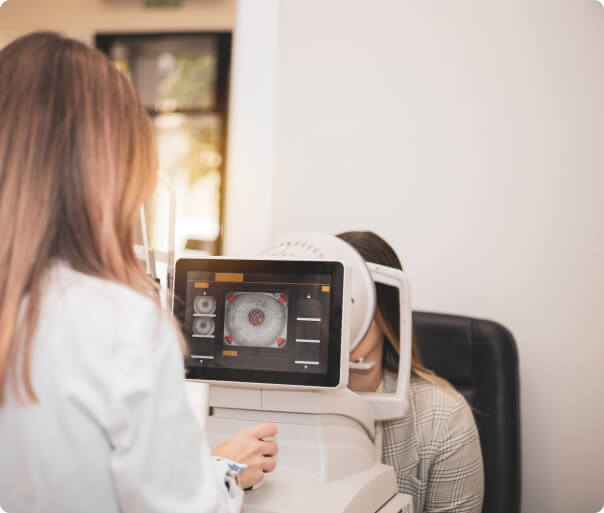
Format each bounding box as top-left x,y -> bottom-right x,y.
224,292 -> 287,348
248,309 -> 265,326
193,317 -> 215,336
194,295 -> 216,315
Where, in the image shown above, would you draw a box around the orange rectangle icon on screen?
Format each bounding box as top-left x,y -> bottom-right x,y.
216,273 -> 244,282
222,350 -> 238,357
194,282 -> 210,289
321,285 -> 330,292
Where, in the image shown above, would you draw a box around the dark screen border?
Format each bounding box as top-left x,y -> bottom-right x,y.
173,258 -> 344,388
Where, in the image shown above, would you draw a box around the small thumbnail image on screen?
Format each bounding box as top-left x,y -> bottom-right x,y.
224,292 -> 288,348
192,295 -> 217,338
194,295 -> 216,315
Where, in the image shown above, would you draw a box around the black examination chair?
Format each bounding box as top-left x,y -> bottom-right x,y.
413,312 -> 521,513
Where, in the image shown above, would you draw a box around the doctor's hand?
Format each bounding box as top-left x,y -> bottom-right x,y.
211,423 -> 278,489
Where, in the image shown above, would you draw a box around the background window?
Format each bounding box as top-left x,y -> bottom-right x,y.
96,32 -> 231,257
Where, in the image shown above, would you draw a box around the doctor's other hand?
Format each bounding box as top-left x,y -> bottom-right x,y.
212,423 -> 279,489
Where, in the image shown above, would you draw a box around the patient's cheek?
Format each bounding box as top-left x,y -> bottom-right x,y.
350,321 -> 382,361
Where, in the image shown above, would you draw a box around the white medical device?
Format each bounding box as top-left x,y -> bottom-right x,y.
265,232 -> 412,421
172,232 -> 414,513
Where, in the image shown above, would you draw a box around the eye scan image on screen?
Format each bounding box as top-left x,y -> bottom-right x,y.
174,259 -> 344,387
223,292 -> 288,348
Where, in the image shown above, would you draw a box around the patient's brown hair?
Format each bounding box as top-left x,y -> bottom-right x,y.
0,32 -> 158,404
338,231 -> 456,393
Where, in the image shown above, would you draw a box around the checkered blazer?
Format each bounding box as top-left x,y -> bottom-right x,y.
381,372 -> 484,513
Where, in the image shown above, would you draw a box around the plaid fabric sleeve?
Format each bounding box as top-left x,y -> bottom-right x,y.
423,395 -> 484,513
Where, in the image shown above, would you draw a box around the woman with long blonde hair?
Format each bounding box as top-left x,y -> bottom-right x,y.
0,32 -> 276,513
338,231 -> 484,513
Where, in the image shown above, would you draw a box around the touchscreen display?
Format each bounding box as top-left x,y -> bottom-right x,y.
174,259 -> 344,387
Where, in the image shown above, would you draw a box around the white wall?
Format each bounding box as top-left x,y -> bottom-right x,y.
0,0 -> 235,46
222,0 -> 280,255
226,1 -> 604,512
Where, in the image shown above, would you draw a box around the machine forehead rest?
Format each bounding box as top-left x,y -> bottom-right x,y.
266,232 -> 376,352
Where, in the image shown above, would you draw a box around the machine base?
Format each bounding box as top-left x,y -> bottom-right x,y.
242,466 -> 413,513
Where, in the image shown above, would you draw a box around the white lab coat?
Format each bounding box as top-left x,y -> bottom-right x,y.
0,263 -> 242,513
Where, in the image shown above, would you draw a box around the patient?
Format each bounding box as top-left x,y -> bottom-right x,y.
338,231 -> 484,513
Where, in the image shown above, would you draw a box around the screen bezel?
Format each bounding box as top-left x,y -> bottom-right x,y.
174,258 -> 345,388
